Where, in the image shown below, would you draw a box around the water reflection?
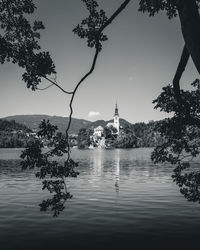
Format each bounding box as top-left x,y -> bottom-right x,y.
88,149 -> 121,194
91,149 -> 104,177
114,149 -> 120,193
1,148 -> 200,250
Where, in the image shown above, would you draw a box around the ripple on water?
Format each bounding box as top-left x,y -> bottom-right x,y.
0,148 -> 200,249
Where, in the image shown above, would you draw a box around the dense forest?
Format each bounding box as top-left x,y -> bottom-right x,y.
77,120 -> 164,149
0,119 -> 33,148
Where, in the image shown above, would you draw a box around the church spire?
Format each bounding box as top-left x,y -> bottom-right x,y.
114,103 -> 119,116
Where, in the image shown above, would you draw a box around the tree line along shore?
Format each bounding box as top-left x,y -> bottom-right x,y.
0,118 -> 164,149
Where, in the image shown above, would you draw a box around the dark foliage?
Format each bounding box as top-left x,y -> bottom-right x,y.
104,126 -> 117,140
0,0 -> 55,90
20,120 -> 79,216
0,119 -> 33,148
77,127 -> 93,148
115,130 -> 137,148
0,119 -> 31,132
138,0 -> 200,19
152,80 -> 200,203
73,0 -> 108,51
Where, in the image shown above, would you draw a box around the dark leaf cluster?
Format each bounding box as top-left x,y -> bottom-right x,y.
152,81 -> 200,203
138,0 -> 200,19
20,120 -> 79,216
138,0 -> 178,18
0,0 -> 55,90
172,162 -> 200,203
73,0 -> 108,51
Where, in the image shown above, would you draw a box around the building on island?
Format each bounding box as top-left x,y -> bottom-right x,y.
106,103 -> 120,135
93,126 -> 104,137
90,104 -> 121,148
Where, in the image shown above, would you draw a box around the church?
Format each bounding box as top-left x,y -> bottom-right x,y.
91,104 -> 121,148
106,103 -> 120,135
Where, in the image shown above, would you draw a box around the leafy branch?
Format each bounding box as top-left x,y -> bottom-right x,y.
152,80 -> 200,203
17,0 -> 132,216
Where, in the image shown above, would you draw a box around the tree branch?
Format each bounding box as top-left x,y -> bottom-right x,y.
173,45 -> 190,102
64,0 -> 132,161
43,76 -> 73,94
37,84 -> 54,91
98,0 -> 131,34
65,0 -> 132,140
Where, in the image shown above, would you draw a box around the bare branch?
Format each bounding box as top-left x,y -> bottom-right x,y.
37,84 -> 54,91
43,76 -> 73,94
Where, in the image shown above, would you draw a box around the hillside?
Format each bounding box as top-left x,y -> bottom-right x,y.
2,115 -> 161,146
87,118 -> 133,129
3,116 -> 133,134
3,115 -> 91,134
2,115 -> 134,135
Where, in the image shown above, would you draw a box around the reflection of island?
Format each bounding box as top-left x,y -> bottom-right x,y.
114,149 -> 120,193
88,149 -> 121,194
89,149 -> 104,182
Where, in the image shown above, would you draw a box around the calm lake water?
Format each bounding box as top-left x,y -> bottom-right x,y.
0,148 -> 200,250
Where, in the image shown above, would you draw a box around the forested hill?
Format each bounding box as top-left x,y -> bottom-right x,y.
0,119 -> 32,148
0,119 -> 32,132
2,115 -> 137,134
2,115 -> 162,147
3,115 -> 91,134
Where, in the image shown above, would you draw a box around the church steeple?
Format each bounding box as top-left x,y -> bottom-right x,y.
114,103 -> 119,116
113,103 -> 120,134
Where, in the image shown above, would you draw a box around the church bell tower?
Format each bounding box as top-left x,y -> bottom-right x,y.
114,103 -> 120,134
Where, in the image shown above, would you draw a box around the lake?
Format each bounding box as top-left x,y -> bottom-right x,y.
0,148 -> 200,250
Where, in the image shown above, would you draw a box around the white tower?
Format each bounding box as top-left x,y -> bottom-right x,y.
113,103 -> 120,134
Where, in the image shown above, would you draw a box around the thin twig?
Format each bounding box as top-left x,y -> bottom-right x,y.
43,76 -> 73,94
37,84 -> 54,90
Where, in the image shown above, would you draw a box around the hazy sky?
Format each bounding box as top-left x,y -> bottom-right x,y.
0,0 -> 199,123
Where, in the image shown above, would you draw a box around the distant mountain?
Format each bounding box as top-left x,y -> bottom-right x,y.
3,115 -> 91,134
1,115 -> 163,148
2,115 -> 135,135
87,118 -> 133,129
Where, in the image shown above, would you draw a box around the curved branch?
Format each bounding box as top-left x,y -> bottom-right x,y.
66,44 -> 100,134
65,0 -> 132,158
43,76 -> 73,94
67,0 -> 132,128
173,45 -> 190,102
37,84 -> 54,91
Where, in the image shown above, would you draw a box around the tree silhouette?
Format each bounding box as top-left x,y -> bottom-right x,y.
2,0 -> 200,214
0,0 -> 131,216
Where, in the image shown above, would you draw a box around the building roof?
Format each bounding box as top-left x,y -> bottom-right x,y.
94,125 -> 104,131
114,103 -> 119,116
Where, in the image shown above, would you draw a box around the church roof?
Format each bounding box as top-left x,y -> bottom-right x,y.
114,103 -> 119,116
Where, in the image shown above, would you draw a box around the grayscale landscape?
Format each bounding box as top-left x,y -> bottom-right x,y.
1,0 -> 200,249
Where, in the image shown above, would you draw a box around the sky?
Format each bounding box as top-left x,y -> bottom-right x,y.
0,0 -> 199,124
